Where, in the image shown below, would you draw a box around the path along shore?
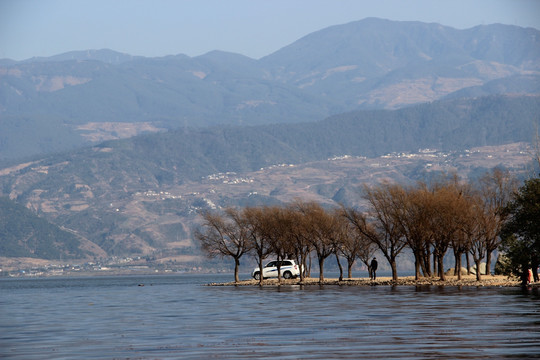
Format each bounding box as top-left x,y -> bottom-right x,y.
209,274 -> 537,287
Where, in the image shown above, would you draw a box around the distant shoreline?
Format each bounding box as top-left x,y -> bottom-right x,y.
208,275 -> 534,288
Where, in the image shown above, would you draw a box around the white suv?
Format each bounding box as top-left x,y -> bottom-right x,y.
251,260 -> 301,280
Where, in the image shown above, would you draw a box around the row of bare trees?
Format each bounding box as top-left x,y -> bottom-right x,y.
195,169 -> 518,284
195,200 -> 375,285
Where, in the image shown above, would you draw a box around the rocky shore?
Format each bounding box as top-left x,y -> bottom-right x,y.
208,274 -> 532,287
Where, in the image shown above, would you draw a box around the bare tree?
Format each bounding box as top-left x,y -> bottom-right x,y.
286,201 -> 312,282
466,195 -> 489,281
421,174 -> 468,281
450,184 -> 474,281
363,182 -> 407,281
327,209 -> 353,281
296,201 -> 335,283
384,184 -> 433,280
341,207 -> 378,279
356,232 -> 378,279
475,168 -> 518,275
451,227 -> 470,280
243,207 -> 273,286
260,206 -> 296,284
343,183 -> 407,281
343,207 -> 385,278
195,208 -> 251,283
336,207 -> 373,278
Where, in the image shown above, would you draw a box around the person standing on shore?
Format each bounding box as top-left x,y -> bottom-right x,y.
370,257 -> 378,280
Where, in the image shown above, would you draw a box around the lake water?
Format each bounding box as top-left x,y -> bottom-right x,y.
1,274 -> 539,359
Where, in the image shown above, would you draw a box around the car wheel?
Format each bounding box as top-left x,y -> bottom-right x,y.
253,272 -> 261,280
283,271 -> 293,279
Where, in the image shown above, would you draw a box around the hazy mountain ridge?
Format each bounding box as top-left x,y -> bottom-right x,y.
260,19 -> 540,106
22,49 -> 142,65
1,18 -> 539,160
0,95 -> 538,259
1,18 -> 539,263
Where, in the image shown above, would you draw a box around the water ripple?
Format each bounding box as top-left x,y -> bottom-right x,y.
1,275 -> 539,359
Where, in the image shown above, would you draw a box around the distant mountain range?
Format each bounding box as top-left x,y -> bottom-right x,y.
1,18 -> 539,160
1,18 -> 539,265
0,94 -> 538,260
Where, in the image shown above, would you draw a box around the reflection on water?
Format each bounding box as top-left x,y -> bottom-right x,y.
1,274 -> 539,359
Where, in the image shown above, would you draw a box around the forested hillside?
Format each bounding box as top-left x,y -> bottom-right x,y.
0,197 -> 89,259
41,94 -> 536,184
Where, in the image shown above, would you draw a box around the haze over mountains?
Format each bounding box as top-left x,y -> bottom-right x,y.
1,18 -> 539,160
0,18 -> 539,266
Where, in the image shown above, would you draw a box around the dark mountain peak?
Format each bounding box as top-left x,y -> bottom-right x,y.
158,53 -> 191,60
260,18 -> 462,75
261,18 -> 540,76
331,17 -> 450,33
23,49 -> 141,64
195,50 -> 262,77
197,50 -> 256,62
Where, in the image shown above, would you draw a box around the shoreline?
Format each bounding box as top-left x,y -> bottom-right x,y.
208,274 -> 534,288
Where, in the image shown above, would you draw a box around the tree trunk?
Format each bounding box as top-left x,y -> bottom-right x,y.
335,253 -> 343,281
453,249 -> 459,277
419,254 -> 428,278
301,254 -> 307,280
276,255 -> 282,284
414,252 -> 421,280
425,249 -> 432,277
391,259 -> 398,281
234,258 -> 240,283
456,252 -> 462,280
475,259 -> 482,281
258,258 -> 264,286
318,256 -> 325,283
433,252 -> 438,277
347,259 -> 354,279
438,255 -> 446,281
296,254 -> 304,282
485,250 -> 492,276
466,253 -> 471,275
520,263 -> 529,286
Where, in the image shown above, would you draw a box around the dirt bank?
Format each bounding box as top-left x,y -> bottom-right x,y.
208,274 -> 532,287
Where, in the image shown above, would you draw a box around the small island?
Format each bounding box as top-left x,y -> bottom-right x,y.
199,172 -> 540,288
209,274 -> 530,287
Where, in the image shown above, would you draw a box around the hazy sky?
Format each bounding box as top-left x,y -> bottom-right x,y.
1,0 -> 539,60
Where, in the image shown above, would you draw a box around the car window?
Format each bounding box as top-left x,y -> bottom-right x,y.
265,261 -> 276,267
283,261 -> 292,266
